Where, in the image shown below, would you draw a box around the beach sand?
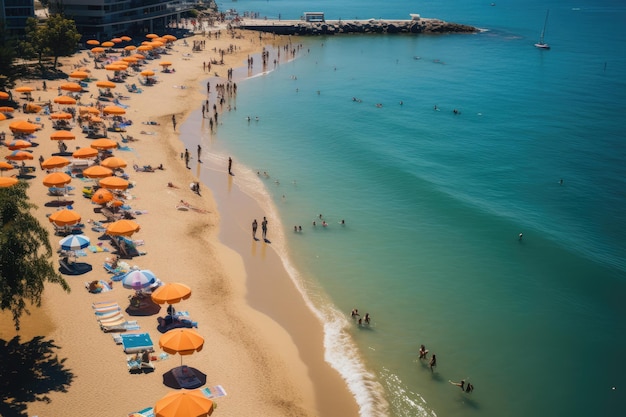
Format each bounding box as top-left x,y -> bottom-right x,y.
0,28 -> 359,417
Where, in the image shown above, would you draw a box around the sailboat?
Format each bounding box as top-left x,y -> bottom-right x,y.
535,10 -> 551,49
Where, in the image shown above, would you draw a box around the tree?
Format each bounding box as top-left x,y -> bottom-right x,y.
21,17 -> 49,68
0,21 -> 18,90
0,182 -> 70,330
43,14 -> 81,68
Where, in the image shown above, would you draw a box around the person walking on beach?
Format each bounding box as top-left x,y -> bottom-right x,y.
252,219 -> 258,240
261,216 -> 268,240
172,114 -> 177,130
184,149 -> 190,169
197,145 -> 202,163
228,157 -> 232,174
429,354 -> 437,373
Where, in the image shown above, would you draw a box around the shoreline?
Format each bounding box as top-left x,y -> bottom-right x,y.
0,28 -> 360,417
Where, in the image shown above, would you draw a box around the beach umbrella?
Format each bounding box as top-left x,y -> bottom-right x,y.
25,104 -> 42,113
59,234 -> 90,250
9,120 -> 39,133
163,34 -> 177,42
101,41 -> 114,47
100,156 -> 127,169
98,176 -> 129,190
96,80 -> 116,89
140,70 -> 155,77
124,45 -> 136,51
42,156 -> 70,170
78,106 -> 100,115
5,139 -> 32,150
146,33 -> 158,39
83,165 -> 113,179
15,86 -> 34,93
73,147 -> 98,159
60,82 -> 83,92
91,47 -> 105,54
159,61 -> 172,67
0,106 -> 15,113
105,64 -> 125,71
154,389 -> 214,417
86,39 -> 100,46
5,150 -> 34,161
106,219 -> 140,236
133,54 -> 146,60
0,92 -> 10,100
103,105 -> 126,115
111,37 -> 123,44
159,329 -> 204,366
0,161 -> 15,175
43,172 -> 71,187
50,130 -> 76,141
154,390 -> 213,417
151,283 -> 192,305
137,45 -> 153,52
122,269 -> 157,290
121,36 -> 132,42
0,177 -> 19,188
50,112 -> 73,120
69,70 -> 89,80
89,115 -> 104,123
90,138 -> 118,150
0,113 -> 6,121
121,56 -> 138,63
91,187 -> 114,204
53,95 -> 77,105
50,209 -> 81,226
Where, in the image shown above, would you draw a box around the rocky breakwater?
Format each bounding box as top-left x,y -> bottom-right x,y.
238,18 -> 478,36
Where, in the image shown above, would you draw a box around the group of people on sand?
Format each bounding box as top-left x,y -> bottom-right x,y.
419,344 -> 474,394
350,308 -> 371,326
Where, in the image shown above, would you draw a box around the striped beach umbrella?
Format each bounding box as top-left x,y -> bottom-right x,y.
122,269 -> 157,290
59,234 -> 90,251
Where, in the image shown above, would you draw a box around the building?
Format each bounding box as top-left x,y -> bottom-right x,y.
302,12 -> 324,23
0,0 -> 35,35
56,0 -> 197,40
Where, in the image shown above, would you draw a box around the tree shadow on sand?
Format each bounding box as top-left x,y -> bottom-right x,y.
0,336 -> 74,417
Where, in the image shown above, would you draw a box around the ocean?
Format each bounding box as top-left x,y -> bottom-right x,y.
185,1 -> 626,416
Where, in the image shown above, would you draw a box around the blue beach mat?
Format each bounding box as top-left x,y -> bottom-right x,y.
121,332 -> 153,353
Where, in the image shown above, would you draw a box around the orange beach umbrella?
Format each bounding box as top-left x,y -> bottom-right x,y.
0,92 -> 10,100
69,71 -> 90,80
100,156 -> 127,169
53,95 -> 77,105
154,390 -> 214,417
73,147 -> 98,159
83,165 -> 113,178
0,161 -> 15,176
5,151 -> 34,161
91,47 -> 105,54
5,139 -> 32,150
90,138 -> 118,150
9,120 -> 39,133
0,177 -> 19,188
86,40 -> 100,46
96,80 -> 116,89
50,130 -> 76,141
60,82 -> 83,92
41,156 -> 70,169
159,328 -> 204,365
106,219 -> 140,236
15,86 -> 34,93
50,112 -> 73,120
151,283 -> 192,305
98,176 -> 129,190
102,106 -> 126,115
43,172 -> 72,187
91,188 -> 114,204
49,209 -> 81,226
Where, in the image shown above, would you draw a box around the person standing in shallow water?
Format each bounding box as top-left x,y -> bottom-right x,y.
228,157 -> 232,174
252,219 -> 258,239
429,354 -> 437,373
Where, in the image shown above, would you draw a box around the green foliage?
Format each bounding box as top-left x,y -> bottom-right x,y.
44,14 -> 81,68
0,21 -> 18,90
21,14 -> 81,69
0,182 -> 70,331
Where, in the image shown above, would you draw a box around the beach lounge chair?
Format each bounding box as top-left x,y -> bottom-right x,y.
59,257 -> 92,275
110,236 -> 146,259
101,320 -> 140,333
100,207 -> 120,222
157,315 -> 198,333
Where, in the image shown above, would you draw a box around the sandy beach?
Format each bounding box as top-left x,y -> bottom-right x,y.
0,27 -> 358,417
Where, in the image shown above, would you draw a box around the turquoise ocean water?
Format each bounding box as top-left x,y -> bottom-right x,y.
185,1 -> 626,416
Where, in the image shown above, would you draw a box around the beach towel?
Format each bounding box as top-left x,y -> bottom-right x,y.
84,280 -> 112,293
121,332 -> 153,353
129,407 -> 154,417
201,385 -> 227,399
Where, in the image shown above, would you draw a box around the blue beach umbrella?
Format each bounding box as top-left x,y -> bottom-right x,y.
122,269 -> 157,291
59,234 -> 90,251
